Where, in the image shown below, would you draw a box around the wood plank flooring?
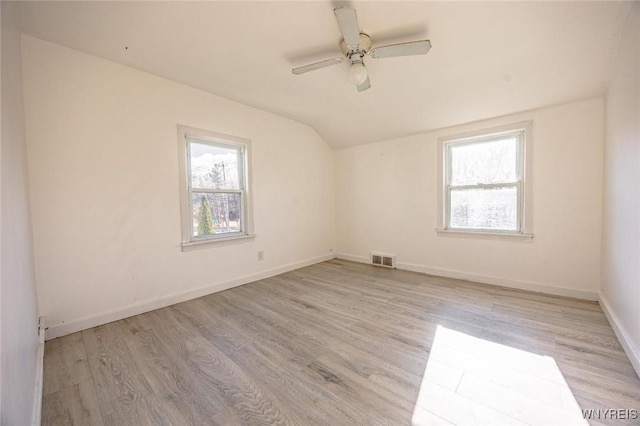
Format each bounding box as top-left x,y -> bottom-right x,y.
42,260 -> 640,425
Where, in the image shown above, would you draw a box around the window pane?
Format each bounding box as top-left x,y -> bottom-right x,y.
450,187 -> 518,231
189,141 -> 240,190
450,137 -> 518,185
192,192 -> 242,237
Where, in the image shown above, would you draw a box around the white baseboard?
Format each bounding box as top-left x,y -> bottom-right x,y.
336,253 -> 597,301
598,292 -> 640,378
32,316 -> 45,426
46,254 -> 335,340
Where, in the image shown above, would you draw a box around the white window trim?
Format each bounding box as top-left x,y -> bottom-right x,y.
436,121 -> 534,241
177,125 -> 255,250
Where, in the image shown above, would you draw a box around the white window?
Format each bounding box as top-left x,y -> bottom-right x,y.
438,121 -> 532,239
178,125 -> 253,248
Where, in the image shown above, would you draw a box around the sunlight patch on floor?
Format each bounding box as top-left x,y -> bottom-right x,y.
411,325 -> 587,426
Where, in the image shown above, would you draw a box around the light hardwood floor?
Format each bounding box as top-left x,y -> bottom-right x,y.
42,260 -> 640,425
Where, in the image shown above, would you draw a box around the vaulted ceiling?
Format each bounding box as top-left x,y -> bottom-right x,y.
18,1 -> 632,148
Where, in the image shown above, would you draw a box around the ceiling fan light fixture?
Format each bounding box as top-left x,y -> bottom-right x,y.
348,62 -> 368,85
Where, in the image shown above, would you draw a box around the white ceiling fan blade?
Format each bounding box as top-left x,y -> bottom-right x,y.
291,57 -> 344,75
357,75 -> 371,92
369,40 -> 432,59
334,7 -> 361,50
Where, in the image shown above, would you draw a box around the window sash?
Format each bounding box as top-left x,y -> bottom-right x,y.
444,132 -> 524,233
445,183 -> 521,232
190,191 -> 245,240
186,137 -> 246,190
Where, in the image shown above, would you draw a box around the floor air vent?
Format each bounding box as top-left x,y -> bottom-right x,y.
370,253 -> 396,268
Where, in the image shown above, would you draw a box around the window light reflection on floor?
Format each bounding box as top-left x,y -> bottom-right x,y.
412,325 -> 587,426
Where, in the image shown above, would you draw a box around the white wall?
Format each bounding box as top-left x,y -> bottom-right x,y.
1,2 -> 41,424
21,36 -> 336,338
336,98 -> 604,299
601,3 -> 640,374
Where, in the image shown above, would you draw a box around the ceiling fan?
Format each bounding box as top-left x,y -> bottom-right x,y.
291,6 -> 432,92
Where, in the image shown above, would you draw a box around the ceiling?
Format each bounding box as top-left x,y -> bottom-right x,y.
18,1 -> 631,149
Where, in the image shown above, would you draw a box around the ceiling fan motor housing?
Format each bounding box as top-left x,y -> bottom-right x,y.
340,33 -> 372,58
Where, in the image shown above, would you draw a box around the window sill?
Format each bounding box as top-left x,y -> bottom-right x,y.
181,234 -> 256,251
436,228 -> 533,242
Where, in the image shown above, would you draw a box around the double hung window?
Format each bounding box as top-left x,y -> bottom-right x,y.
439,122 -> 532,237
178,125 -> 252,247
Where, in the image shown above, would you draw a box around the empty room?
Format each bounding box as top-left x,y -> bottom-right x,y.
1,1 -> 639,425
